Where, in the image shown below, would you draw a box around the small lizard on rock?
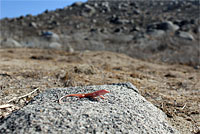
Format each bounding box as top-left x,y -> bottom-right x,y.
59,89 -> 110,104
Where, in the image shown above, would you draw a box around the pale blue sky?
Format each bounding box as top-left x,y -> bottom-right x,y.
0,0 -> 87,19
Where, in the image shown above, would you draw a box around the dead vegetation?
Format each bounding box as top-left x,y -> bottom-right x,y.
0,48 -> 199,134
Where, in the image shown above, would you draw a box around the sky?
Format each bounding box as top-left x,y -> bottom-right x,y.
0,0 -> 87,19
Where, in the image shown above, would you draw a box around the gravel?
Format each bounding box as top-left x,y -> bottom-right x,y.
0,82 -> 178,134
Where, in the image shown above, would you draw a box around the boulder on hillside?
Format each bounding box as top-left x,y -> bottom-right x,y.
29,22 -> 37,28
41,31 -> 60,41
176,31 -> 194,41
157,21 -> 180,31
72,1 -> 84,7
147,21 -> 179,32
82,4 -> 96,16
147,29 -> 166,37
49,42 -> 62,49
0,38 -> 22,48
0,83 -> 178,134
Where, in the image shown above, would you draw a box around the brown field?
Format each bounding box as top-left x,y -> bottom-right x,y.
0,48 -> 199,134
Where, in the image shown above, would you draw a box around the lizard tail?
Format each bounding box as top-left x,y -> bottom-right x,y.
59,94 -> 82,104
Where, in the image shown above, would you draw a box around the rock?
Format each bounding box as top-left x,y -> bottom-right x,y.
72,1 -> 83,7
101,2 -> 111,12
114,28 -> 122,33
148,21 -> 179,32
29,22 -> 37,28
110,16 -> 129,25
174,20 -> 192,31
133,9 -> 141,15
0,38 -> 22,48
129,19 -> 134,24
193,26 -> 200,34
67,45 -> 74,53
50,20 -> 60,26
44,9 -> 49,14
75,24 -> 80,29
92,19 -> 97,23
157,21 -> 179,32
0,83 -> 178,134
180,24 -> 191,32
41,31 -> 60,41
176,31 -> 194,40
147,23 -> 158,30
130,2 -> 138,8
114,26 -> 127,33
147,29 -> 165,37
49,42 -> 62,49
130,25 -> 141,32
26,14 -> 32,18
93,3 -> 98,8
118,3 -> 128,11
109,15 -> 119,24
84,4 -> 96,16
118,19 -> 130,24
17,16 -> 24,20
41,31 -> 53,37
101,2 -> 110,8
180,20 -> 190,26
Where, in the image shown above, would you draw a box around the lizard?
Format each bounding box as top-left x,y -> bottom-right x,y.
59,89 -> 110,104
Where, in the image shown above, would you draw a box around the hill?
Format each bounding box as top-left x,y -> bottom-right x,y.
0,0 -> 199,66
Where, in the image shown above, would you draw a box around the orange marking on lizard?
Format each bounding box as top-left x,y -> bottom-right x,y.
59,90 -> 110,104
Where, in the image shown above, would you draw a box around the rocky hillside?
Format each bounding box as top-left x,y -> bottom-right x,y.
0,0 -> 199,66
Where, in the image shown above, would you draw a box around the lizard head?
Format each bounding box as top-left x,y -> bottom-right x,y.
98,89 -> 110,95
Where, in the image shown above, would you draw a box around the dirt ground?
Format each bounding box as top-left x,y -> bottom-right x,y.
0,48 -> 199,134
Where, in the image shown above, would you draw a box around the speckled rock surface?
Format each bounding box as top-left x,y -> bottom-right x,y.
0,83 -> 178,134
